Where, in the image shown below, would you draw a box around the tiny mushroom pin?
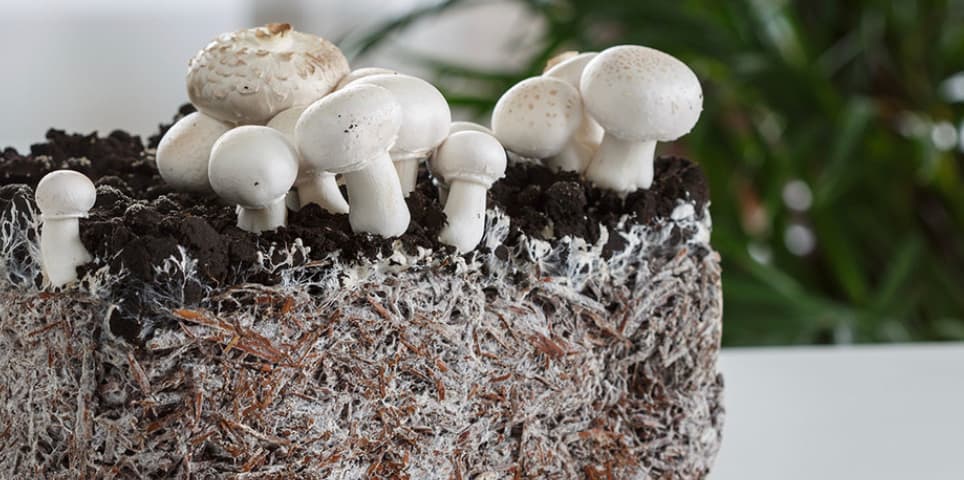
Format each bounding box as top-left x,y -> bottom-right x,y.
296,83 -> 410,238
156,111 -> 233,192
187,23 -> 350,125
432,130 -> 507,253
208,126 -> 299,233
352,74 -> 451,196
543,51 -> 604,173
35,170 -> 96,287
580,45 -> 703,192
491,76 -> 583,163
266,106 -> 349,214
335,67 -> 399,90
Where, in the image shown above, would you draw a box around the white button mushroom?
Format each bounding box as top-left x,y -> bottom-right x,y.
580,45 -> 703,192
430,121 -> 495,205
543,51 -> 604,173
187,23 -> 350,125
352,74 -> 451,196
266,106 -> 349,214
432,131 -> 507,253
35,170 -> 96,287
155,111 -> 232,192
295,83 -> 410,238
335,67 -> 399,90
491,76 -> 583,163
208,126 -> 299,233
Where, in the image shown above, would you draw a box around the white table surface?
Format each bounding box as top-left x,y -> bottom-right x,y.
714,343 -> 964,480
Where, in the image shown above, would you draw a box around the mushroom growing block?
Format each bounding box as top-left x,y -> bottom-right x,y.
491,76 -> 583,162
267,106 -> 349,214
295,83 -> 410,238
208,126 -> 299,233
543,51 -> 604,173
187,23 -> 350,125
35,170 -> 96,287
432,131 -> 507,253
352,74 -> 451,196
580,45 -> 703,192
156,112 -> 232,192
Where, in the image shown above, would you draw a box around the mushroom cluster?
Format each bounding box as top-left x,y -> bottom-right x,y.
151,24 -> 502,255
150,24 -> 704,266
493,45 -> 703,193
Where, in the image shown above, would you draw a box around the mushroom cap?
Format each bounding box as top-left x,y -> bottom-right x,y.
352,74 -> 451,159
431,131 -> 507,187
335,67 -> 400,90
580,45 -> 703,142
187,23 -> 350,125
491,76 -> 582,159
35,170 -> 96,220
208,126 -> 299,209
295,83 -> 402,175
543,51 -> 598,90
156,112 -> 233,192
449,121 -> 493,136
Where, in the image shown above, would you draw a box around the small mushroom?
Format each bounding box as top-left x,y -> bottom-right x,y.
155,112 -> 232,192
187,23 -> 350,125
266,106 -> 349,214
208,126 -> 299,233
432,131 -> 507,253
580,45 -> 703,192
352,74 -> 451,197
491,76 -> 583,162
431,121 -> 495,204
35,170 -> 96,287
543,51 -> 604,173
335,67 -> 399,90
295,83 -> 410,237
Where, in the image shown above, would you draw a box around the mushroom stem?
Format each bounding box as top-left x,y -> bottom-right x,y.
438,180 -> 488,253
40,218 -> 91,287
296,172 -> 349,213
391,152 -> 423,196
343,152 -> 411,237
584,134 -> 657,192
238,196 -> 288,233
547,112 -> 604,173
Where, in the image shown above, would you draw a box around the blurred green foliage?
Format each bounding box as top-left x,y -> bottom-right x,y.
353,0 -> 964,346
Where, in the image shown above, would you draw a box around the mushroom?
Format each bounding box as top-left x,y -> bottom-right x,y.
35,170 -> 96,287
208,126 -> 299,233
543,51 -> 604,173
432,131 -> 507,253
580,45 -> 703,192
266,106 -> 349,214
491,76 -> 583,163
431,121 -> 495,204
155,111 -> 232,192
352,74 -> 451,196
335,67 -> 399,90
295,83 -> 410,237
187,23 -> 350,125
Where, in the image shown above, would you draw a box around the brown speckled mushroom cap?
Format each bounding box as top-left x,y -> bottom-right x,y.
187,23 -> 350,126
